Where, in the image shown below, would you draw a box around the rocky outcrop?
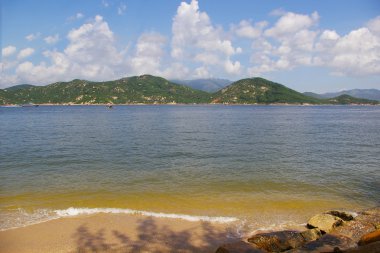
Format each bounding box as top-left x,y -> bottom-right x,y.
325,210 -> 356,221
358,229 -> 380,246
215,241 -> 266,253
300,228 -> 322,242
288,234 -> 356,252
247,231 -> 306,252
345,241 -> 380,253
331,218 -> 375,242
356,207 -> 380,226
332,207 -> 380,242
307,214 -> 343,233
214,206 -> 380,253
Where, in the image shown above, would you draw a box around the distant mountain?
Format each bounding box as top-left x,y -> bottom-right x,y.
211,77 -> 321,104
4,84 -> 35,91
303,92 -> 324,99
0,75 -> 210,105
324,94 -> 379,105
171,78 -> 232,92
304,89 -> 380,101
1,75 -> 378,105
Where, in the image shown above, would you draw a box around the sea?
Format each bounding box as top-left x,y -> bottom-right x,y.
1,105 -> 379,235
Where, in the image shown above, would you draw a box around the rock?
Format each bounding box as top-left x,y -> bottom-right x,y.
248,231 -> 305,252
288,234 -> 356,252
356,208 -> 380,227
361,206 -> 380,216
331,219 -> 375,242
307,214 -> 343,233
358,229 -> 380,246
330,208 -> 380,242
215,241 -> 266,253
326,210 -> 356,221
300,228 -> 322,242
344,241 -> 380,253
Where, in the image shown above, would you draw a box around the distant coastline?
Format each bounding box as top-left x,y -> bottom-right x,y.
2,102 -> 379,107
1,75 -> 379,106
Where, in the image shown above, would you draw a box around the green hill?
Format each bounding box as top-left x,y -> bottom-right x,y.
211,77 -> 321,104
1,76 -> 378,105
0,75 -> 210,105
324,94 -> 379,105
304,89 -> 380,101
4,84 -> 35,91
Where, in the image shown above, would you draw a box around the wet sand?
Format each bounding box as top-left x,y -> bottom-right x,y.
0,213 -> 236,253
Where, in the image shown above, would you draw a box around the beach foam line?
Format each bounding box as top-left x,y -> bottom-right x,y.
0,207 -> 239,231
55,207 -> 239,223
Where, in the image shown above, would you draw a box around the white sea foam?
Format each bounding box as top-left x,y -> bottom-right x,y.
0,208 -> 60,231
0,207 -> 239,231
55,207 -> 239,223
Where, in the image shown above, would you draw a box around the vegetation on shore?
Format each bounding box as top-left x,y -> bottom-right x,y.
324,94 -> 379,105
304,89 -> 380,101
211,77 -> 322,104
0,75 -> 378,105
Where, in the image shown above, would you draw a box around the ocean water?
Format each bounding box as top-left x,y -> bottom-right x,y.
0,105 -> 379,233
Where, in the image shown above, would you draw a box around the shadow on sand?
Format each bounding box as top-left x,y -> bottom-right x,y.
72,217 -> 236,253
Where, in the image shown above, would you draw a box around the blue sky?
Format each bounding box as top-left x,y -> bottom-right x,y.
1,0 -> 380,92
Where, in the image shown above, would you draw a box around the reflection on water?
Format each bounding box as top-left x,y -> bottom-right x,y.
1,105 -> 379,229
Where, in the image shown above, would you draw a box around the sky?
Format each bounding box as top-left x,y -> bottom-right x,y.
1,0 -> 380,92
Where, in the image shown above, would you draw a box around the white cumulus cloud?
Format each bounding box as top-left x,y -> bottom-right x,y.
65,15 -> 123,68
129,32 -> 167,76
316,27 -> 380,75
25,33 -> 41,41
224,59 -> 241,75
2,3 -> 380,87
44,34 -> 60,44
2,46 -> 17,57
171,0 -> 241,78
246,11 -> 380,77
367,16 -> 380,35
172,0 -> 239,58
265,11 -> 319,38
248,11 -> 319,75
13,15 -> 126,85
17,48 -> 35,59
193,66 -> 211,78
234,20 -> 267,39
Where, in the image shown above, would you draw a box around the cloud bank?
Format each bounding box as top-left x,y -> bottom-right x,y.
1,0 -> 379,87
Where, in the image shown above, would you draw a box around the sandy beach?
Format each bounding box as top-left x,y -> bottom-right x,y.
0,213 -> 236,253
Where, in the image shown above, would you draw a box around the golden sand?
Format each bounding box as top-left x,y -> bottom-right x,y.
0,213 -> 235,253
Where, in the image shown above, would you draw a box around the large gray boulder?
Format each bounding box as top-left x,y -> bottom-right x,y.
307,214 -> 343,233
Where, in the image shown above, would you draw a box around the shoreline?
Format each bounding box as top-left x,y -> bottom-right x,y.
1,103 -> 379,106
0,212 -> 238,253
1,207 -> 378,253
